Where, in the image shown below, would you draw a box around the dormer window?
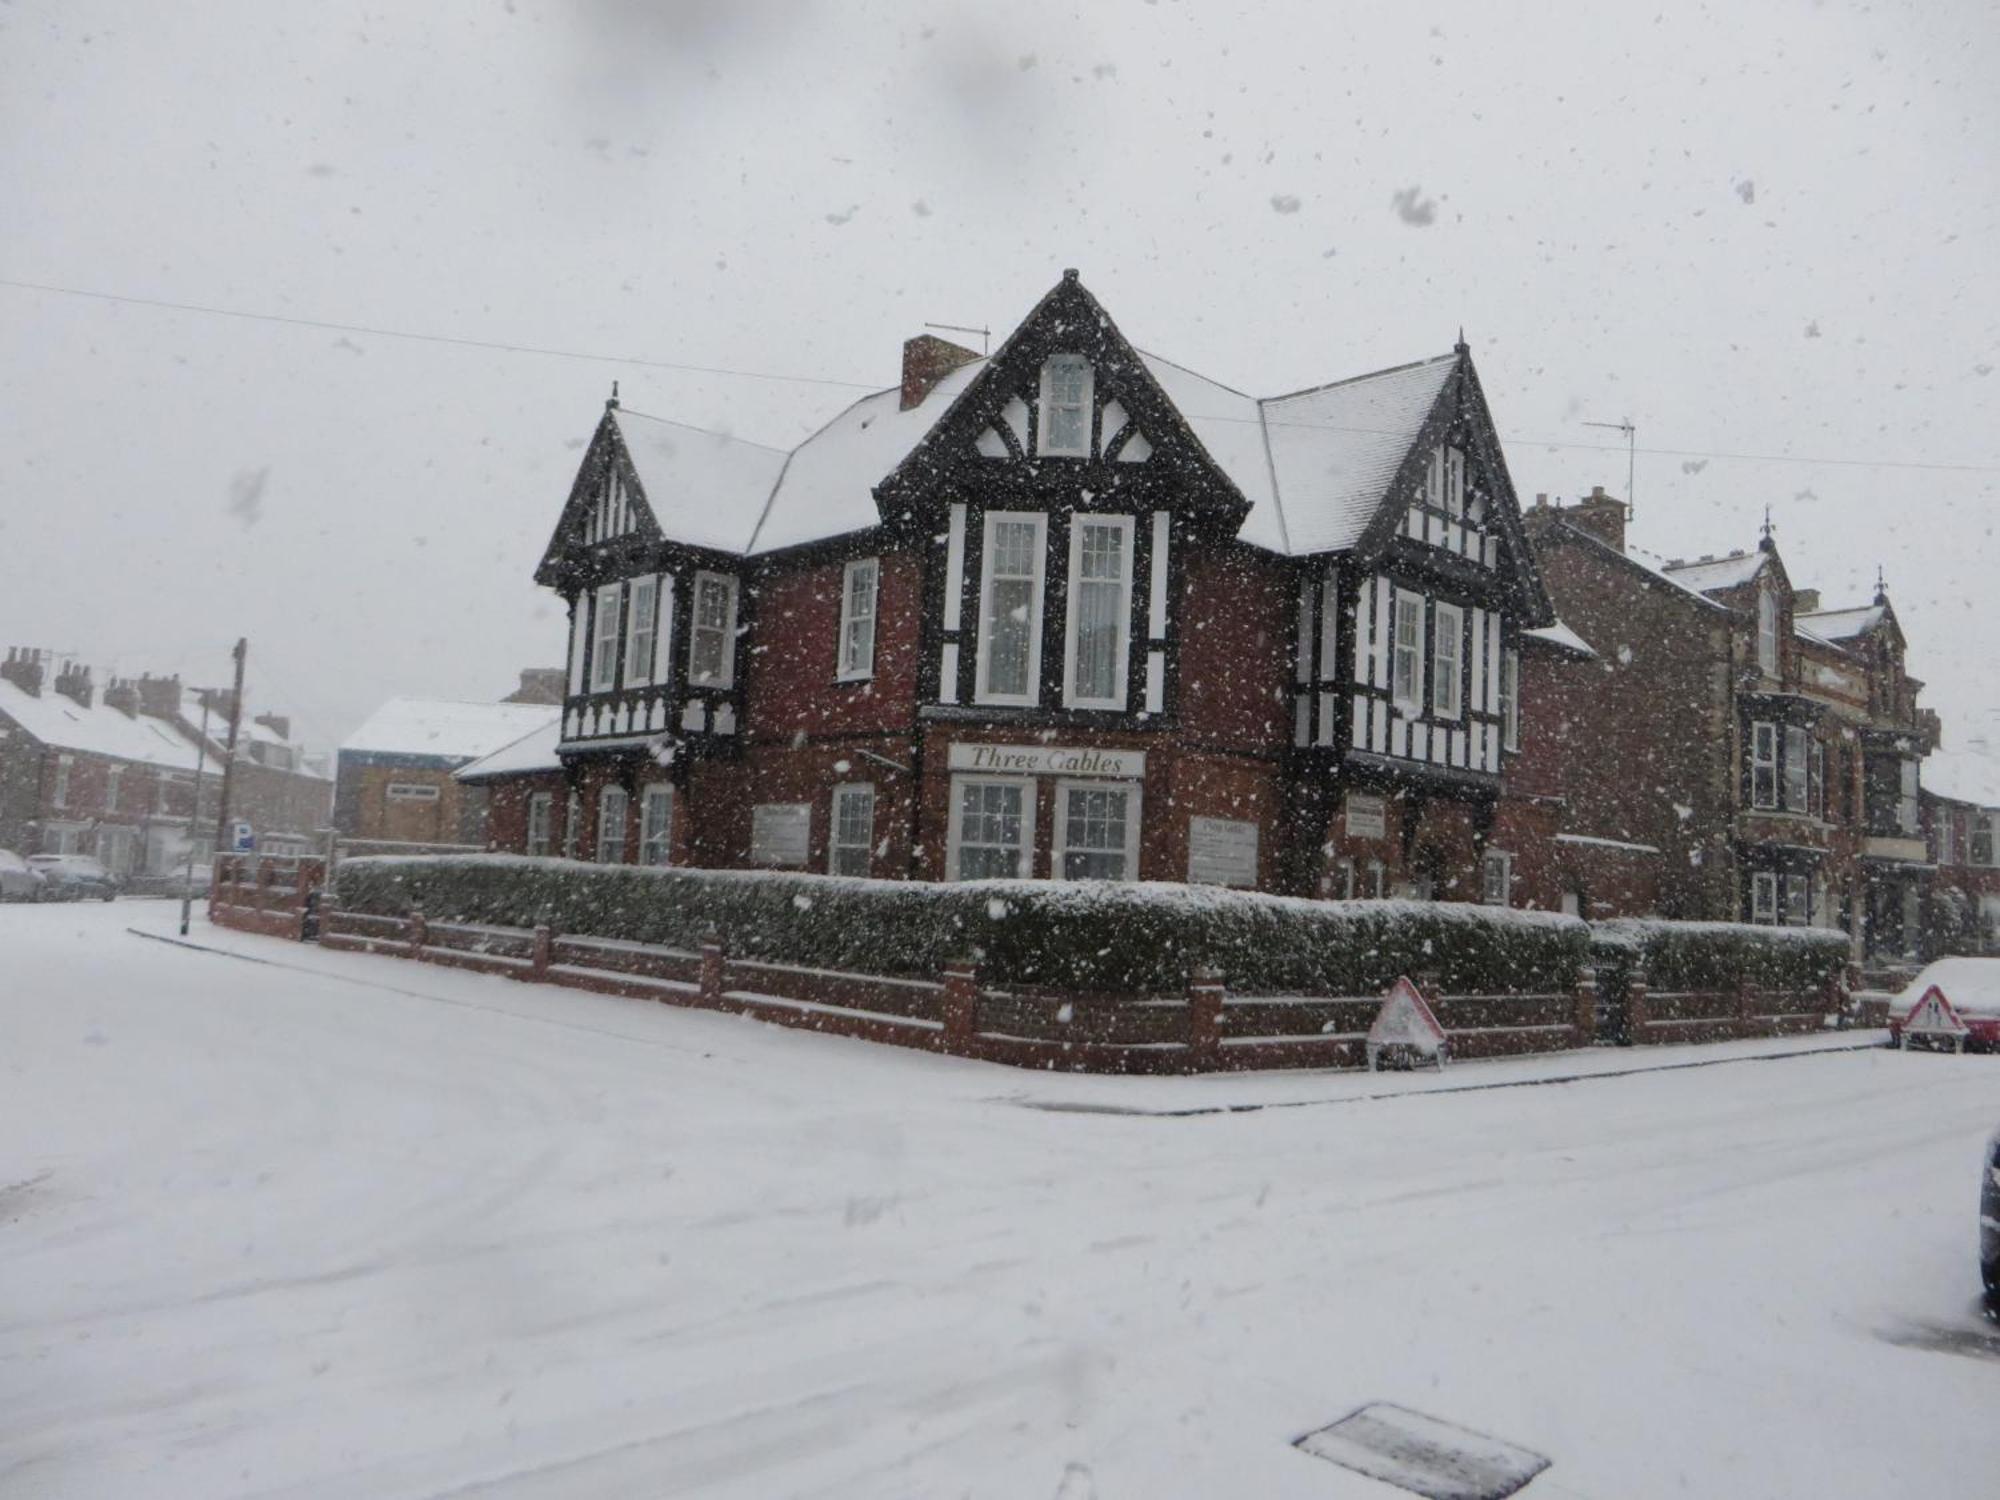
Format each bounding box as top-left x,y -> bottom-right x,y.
1038,355 -> 1092,456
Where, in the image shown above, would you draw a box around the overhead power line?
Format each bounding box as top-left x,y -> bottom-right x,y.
6,273 -> 1999,477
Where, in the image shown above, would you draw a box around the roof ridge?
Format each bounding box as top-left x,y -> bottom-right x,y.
741,381 -> 905,555
1258,351 -> 1457,405
1131,348 -> 1258,401
614,406 -> 797,455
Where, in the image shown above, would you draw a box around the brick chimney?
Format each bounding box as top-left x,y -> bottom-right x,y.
503,667 -> 567,705
254,711 -> 292,741
900,334 -> 981,412
1,647 -> 44,697
137,673 -> 182,719
200,687 -> 240,726
103,678 -> 140,717
1792,588 -> 1820,615
1565,485 -> 1628,554
53,661 -> 93,709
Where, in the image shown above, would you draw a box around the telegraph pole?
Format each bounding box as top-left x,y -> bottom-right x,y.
211,637 -> 247,859
178,692 -> 213,937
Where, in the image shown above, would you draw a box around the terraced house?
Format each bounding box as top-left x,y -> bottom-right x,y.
493,271 -> 1571,904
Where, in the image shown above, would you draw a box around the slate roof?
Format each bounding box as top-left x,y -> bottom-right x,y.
602,348 -> 1460,561
1796,604 -> 1886,641
453,716 -> 564,783
340,699 -> 559,764
0,678 -> 211,770
1658,550 -> 1769,594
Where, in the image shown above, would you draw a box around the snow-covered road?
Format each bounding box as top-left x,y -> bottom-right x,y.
2,903 -> 1996,1498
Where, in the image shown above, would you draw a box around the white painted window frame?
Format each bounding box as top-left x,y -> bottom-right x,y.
1756,585 -> 1779,677
1752,870 -> 1778,924
974,511 -> 1047,707
828,782 -> 876,877
1751,721 -> 1778,809
1052,778 -> 1142,882
639,783 -> 673,866
596,785 -> 628,864
1391,588 -> 1426,715
563,791 -> 581,858
945,775 -> 1036,881
1432,601 -> 1464,719
688,570 -> 739,689
624,575 -> 658,688
1500,648 -> 1520,751
526,792 -> 553,857
591,582 -> 622,692
1480,848 -> 1513,907
1783,725 -> 1810,813
53,753 -> 72,809
1063,513 -> 1134,710
1037,354 -> 1093,457
836,557 -> 879,681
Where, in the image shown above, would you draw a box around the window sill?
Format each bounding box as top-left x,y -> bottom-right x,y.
833,672 -> 875,686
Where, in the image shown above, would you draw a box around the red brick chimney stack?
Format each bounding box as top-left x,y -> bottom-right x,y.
1,647 -> 44,697
1565,484 -> 1628,554
53,661 -> 94,709
103,678 -> 141,717
502,667 -> 567,705
137,673 -> 183,719
899,334 -> 981,412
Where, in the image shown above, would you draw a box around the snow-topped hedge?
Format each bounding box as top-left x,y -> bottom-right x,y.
1589,918 -> 1849,997
331,855 -> 1589,996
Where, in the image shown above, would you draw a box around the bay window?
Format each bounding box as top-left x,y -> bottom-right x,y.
1784,726 -> 1809,813
975,512 -> 1046,704
689,571 -> 739,688
837,558 -> 878,681
1751,722 -> 1777,809
1065,515 -> 1133,708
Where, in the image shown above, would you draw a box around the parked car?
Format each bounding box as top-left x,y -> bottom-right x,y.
26,854 -> 120,901
0,848 -> 47,902
1887,958 -> 2000,1052
1984,1127 -> 2000,1320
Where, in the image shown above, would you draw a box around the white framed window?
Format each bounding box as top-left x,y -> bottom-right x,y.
829,783 -> 875,877
947,777 -> 1034,880
837,558 -> 879,681
1444,446 -> 1466,518
1751,721 -> 1777,809
1940,812 -> 1959,868
639,783 -> 673,866
597,786 -> 628,863
1810,738 -> 1825,819
1425,446 -> 1445,506
1317,568 -> 1339,681
386,782 -> 440,801
975,511 -> 1047,705
1333,856 -> 1357,899
1756,585 -> 1779,677
1365,858 -> 1387,899
624,576 -> 658,687
1784,725 -> 1809,813
1038,355 -> 1092,456
1783,873 -> 1809,927
1054,780 -> 1140,881
1480,848 -> 1513,907
592,582 -> 622,691
1431,602 -> 1463,718
1065,515 -> 1133,708
1752,871 -> 1778,924
688,571 -> 739,688
1391,589 -> 1425,713
1973,814 -> 1996,868
53,754 -> 72,809
563,791 -> 581,858
526,792 -> 553,857
1500,648 -> 1520,751
105,764 -> 121,813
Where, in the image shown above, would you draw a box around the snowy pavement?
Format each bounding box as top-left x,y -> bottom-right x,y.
2,904 -> 1996,1498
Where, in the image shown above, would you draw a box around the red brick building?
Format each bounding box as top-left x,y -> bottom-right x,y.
491,271 -> 1573,906
1924,730 -> 2000,954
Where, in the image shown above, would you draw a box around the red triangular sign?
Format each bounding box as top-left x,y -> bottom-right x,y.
1370,976 -> 1449,1050
1904,985 -> 1968,1037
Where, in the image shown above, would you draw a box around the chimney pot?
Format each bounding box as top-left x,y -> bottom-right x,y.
53,662 -> 93,710
0,647 -> 44,697
137,673 -> 183,720
1565,485 -> 1627,554
103,678 -> 140,717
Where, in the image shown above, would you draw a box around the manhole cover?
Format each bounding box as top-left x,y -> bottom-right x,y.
1294,1403 -> 1551,1499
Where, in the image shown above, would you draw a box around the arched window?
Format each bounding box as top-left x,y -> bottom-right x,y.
1756,585 -> 1779,677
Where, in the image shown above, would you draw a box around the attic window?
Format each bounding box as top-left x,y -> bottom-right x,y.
1039,355 -> 1092,456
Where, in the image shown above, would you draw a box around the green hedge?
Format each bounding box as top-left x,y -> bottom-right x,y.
1588,918 -> 1849,998
333,855 -> 1589,996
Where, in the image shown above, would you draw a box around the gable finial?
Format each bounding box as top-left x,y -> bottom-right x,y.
1455,325 -> 1467,354
607,380 -> 620,411
1759,503 -> 1775,551
1062,267 -> 1080,283
1874,564 -> 1888,604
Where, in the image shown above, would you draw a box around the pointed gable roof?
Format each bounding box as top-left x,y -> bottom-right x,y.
1660,549 -> 1773,595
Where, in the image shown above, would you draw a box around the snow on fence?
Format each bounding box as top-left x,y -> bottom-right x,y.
209,854 -> 326,943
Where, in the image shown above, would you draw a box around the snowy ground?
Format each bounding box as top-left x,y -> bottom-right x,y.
2,904 -> 1996,1499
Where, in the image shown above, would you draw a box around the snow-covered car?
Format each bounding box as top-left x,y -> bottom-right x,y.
26,854 -> 119,901
1984,1127 -> 2000,1320
0,848 -> 47,902
1887,958 -> 2000,1052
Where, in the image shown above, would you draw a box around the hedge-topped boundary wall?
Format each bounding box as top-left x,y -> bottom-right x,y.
274,856 -> 1855,1074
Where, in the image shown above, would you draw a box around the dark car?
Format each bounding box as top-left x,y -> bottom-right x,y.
0,848 -> 47,902
26,854 -> 119,901
1983,1127 -> 1999,1321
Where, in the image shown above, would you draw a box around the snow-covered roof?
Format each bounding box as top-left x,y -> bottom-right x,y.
453,715 -> 563,783
1894,957 -> 2000,1020
1796,604 -> 1885,642
340,699 -> 559,763
1924,742 -> 2000,809
1523,620 -> 1595,657
608,348 -> 1460,561
0,678 -> 208,770
1658,550 -> 1768,594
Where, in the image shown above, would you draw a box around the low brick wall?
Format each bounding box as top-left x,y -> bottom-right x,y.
313,902 -> 1601,1075
1622,974 -> 1831,1045
209,855 -> 325,943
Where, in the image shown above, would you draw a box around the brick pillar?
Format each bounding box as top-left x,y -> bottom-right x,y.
256,859 -> 274,912
1822,963 -> 1851,1029
699,933 -> 725,1005
1738,978 -> 1761,1038
940,960 -> 980,1049
1187,965 -> 1225,1068
1572,966 -> 1598,1046
408,906 -> 427,956
529,924 -> 552,981
1627,970 -> 1650,1044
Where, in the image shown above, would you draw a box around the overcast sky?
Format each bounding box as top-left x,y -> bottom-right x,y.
3,0 -> 1995,753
